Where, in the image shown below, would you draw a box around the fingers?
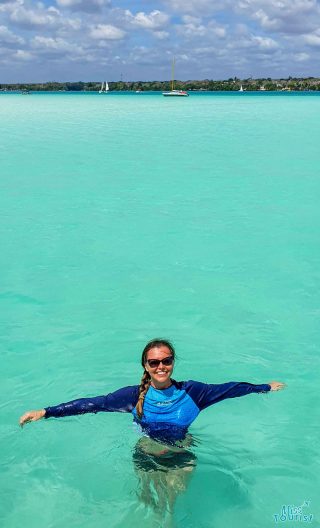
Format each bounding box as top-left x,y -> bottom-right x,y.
19,412 -> 32,427
19,410 -> 44,427
268,381 -> 286,391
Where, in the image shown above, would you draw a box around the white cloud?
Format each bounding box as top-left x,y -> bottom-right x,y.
56,0 -> 110,13
153,30 -> 169,39
176,18 -> 226,40
235,23 -> 250,36
251,35 -> 279,50
177,20 -> 207,37
0,1 -> 23,14
10,4 -> 60,28
294,52 -> 309,61
63,17 -> 81,31
236,0 -> 320,35
29,35 -> 86,60
129,10 -> 170,30
32,35 -> 75,51
213,27 -> 226,38
162,0 -> 228,15
90,24 -> 125,40
304,32 -> 320,47
57,0 -> 100,5
182,15 -> 202,25
0,24 -> 24,44
14,49 -> 33,60
7,2 -> 81,33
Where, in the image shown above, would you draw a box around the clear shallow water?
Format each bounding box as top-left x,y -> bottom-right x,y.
1,92 -> 320,528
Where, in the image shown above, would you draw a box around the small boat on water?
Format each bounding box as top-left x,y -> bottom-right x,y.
163,89 -> 189,97
99,81 -> 109,93
239,85 -> 244,92
162,58 -> 189,97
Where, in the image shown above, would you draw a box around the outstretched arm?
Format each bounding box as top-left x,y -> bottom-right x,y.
183,380 -> 285,411
19,385 -> 139,427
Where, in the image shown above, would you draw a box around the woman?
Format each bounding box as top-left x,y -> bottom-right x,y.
19,339 -> 285,512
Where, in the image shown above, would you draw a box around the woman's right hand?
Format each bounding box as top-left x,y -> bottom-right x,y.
19,409 -> 46,427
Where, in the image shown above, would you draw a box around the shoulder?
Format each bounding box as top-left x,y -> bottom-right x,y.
169,380 -> 212,410
172,380 -> 205,392
106,385 -> 140,411
109,385 -> 140,401
118,385 -> 140,395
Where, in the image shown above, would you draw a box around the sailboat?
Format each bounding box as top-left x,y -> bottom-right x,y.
99,81 -> 109,93
162,58 -> 189,97
239,85 -> 244,92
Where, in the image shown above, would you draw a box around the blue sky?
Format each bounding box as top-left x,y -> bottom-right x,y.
1,0 -> 320,82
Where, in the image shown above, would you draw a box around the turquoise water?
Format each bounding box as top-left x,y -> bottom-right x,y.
1,92 -> 320,528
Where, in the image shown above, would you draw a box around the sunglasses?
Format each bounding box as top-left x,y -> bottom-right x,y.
146,356 -> 174,369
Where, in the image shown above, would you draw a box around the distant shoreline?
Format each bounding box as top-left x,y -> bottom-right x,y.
1,77 -> 320,92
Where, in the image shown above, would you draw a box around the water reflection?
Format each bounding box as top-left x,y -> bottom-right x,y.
132,434 -> 197,515
129,433 -> 256,527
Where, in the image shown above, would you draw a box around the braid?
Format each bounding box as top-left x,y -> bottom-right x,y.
136,370 -> 151,419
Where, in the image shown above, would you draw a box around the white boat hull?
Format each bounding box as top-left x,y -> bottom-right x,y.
162,90 -> 189,97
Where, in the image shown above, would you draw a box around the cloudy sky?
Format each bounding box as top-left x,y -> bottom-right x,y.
1,0 -> 320,82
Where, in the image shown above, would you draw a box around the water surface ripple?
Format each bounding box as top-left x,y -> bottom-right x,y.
1,93 -> 320,528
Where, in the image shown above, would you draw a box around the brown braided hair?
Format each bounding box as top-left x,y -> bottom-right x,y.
135,339 -> 175,420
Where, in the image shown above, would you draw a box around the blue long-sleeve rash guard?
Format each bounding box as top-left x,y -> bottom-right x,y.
45,380 -> 271,443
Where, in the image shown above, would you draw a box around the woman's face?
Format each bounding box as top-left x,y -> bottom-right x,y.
145,346 -> 174,388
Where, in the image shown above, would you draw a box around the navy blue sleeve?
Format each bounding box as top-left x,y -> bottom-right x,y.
182,380 -> 271,411
44,385 -> 139,418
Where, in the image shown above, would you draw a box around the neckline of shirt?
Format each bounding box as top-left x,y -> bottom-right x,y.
150,383 -> 174,392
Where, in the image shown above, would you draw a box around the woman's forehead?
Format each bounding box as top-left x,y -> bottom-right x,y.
146,346 -> 172,359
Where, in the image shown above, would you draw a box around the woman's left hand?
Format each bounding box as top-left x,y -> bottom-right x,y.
268,381 -> 286,391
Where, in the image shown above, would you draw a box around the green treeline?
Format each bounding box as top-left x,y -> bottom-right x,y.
1,77 -> 320,92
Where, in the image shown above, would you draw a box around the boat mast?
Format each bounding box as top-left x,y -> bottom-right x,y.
171,57 -> 175,91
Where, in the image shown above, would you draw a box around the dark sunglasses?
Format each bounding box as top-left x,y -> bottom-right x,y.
146,356 -> 174,369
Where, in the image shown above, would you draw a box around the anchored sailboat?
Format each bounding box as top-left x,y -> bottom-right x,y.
162,58 -> 189,97
99,81 -> 110,93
